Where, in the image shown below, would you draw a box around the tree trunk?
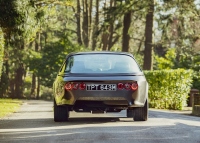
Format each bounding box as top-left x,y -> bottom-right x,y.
35,32 -> 41,99
137,36 -> 145,54
107,0 -> 115,51
30,73 -> 36,98
91,0 -> 99,50
0,60 -> 9,97
15,65 -> 24,98
76,0 -> 82,45
88,0 -> 93,48
88,0 -> 92,28
122,10 -> 131,52
102,32 -> 109,51
36,76 -> 40,100
102,2 -> 109,51
10,78 -> 15,98
82,0 -> 89,47
35,32 -> 41,51
143,0 -> 154,70
14,40 -> 25,98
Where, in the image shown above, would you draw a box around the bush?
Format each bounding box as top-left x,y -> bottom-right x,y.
23,76 -> 32,98
144,69 -> 193,110
40,86 -> 53,100
192,71 -> 200,91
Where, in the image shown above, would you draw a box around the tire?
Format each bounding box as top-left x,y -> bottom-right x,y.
54,99 -> 69,122
126,109 -> 134,117
133,100 -> 148,121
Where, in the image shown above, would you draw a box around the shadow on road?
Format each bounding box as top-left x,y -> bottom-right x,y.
0,117 -> 124,129
1,105 -> 200,143
0,120 -> 199,143
149,110 -> 200,122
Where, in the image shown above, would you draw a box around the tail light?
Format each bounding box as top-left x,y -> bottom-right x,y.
65,82 -> 86,90
131,82 -> 138,90
79,83 -> 86,90
117,82 -> 138,91
72,83 -> 79,90
65,83 -> 72,90
65,82 -> 138,91
117,83 -> 124,90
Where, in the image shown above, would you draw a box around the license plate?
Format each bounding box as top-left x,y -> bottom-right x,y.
86,84 -> 116,91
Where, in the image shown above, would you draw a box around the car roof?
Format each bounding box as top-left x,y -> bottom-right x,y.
67,51 -> 133,57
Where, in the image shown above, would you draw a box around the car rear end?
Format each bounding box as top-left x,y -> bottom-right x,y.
53,52 -> 148,122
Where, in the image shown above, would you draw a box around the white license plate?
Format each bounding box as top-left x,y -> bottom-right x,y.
86,84 -> 116,91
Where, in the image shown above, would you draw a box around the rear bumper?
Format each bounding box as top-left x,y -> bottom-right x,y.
54,79 -> 148,108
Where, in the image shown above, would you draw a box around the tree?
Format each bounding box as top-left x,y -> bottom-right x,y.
76,0 -> 82,45
122,7 -> 131,52
143,0 -> 154,70
0,28 -> 4,98
91,0 -> 99,50
0,0 -> 44,98
156,0 -> 199,68
0,28 -> 4,79
82,0 -> 89,47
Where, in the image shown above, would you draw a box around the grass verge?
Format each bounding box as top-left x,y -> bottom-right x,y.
0,99 -> 23,118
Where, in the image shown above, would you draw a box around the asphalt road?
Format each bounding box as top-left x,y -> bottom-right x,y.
0,100 -> 200,143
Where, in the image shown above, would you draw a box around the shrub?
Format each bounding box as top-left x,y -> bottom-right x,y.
23,76 -> 32,98
144,69 -> 193,110
155,48 -> 176,70
192,71 -> 200,91
40,86 -> 53,100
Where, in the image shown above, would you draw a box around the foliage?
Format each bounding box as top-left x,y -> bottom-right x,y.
0,0 -> 23,30
0,72 -> 9,98
0,99 -> 22,118
0,0 -> 48,98
0,0 -> 43,41
133,53 -> 143,69
192,72 -> 200,91
28,38 -> 83,87
40,86 -> 53,100
145,69 -> 193,110
191,53 -> 200,91
23,76 -> 32,98
1,0 -> 200,100
156,0 -> 199,55
155,47 -> 200,91
155,48 -> 176,69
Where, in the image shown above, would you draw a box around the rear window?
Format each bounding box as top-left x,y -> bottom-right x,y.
65,54 -> 141,74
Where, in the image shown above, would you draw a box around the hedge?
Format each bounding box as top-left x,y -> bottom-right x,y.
144,69 -> 193,110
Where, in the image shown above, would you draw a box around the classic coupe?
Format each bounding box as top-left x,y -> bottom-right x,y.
53,52 -> 148,122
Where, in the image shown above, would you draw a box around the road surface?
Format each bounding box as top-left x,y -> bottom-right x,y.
0,100 -> 200,143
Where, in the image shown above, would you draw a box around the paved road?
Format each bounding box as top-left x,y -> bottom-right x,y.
0,100 -> 200,143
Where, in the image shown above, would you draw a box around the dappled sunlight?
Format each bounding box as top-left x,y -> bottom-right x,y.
0,120 -> 196,142
1,100 -> 200,143
0,117 -> 199,134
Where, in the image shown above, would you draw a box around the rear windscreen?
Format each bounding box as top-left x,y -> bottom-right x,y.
65,54 -> 141,73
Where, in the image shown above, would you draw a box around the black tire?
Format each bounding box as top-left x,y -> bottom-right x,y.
133,100 -> 148,121
126,109 -> 134,117
54,99 -> 69,122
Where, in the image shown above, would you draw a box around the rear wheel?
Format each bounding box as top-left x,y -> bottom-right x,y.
126,109 -> 134,117
54,99 -> 69,122
133,100 -> 148,121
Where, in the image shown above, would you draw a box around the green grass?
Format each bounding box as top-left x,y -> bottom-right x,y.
0,99 -> 22,118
